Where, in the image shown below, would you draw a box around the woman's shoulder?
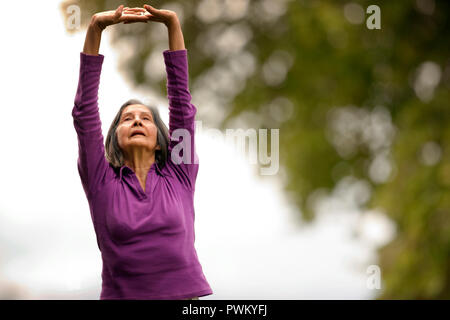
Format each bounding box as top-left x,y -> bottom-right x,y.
160,156 -> 199,192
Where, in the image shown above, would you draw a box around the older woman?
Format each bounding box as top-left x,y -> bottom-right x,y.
72,4 -> 212,300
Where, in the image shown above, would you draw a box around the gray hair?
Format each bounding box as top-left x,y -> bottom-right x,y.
105,99 -> 169,170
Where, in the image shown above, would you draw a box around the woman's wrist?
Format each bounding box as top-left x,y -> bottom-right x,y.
165,14 -> 179,28
89,15 -> 105,32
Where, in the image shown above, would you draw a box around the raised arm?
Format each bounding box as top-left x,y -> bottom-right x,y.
142,4 -> 198,189
73,5 -> 151,201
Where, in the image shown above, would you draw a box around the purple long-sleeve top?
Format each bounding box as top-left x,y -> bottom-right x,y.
72,49 -> 213,300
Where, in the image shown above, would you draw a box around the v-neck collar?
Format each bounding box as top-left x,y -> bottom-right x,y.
118,162 -> 163,200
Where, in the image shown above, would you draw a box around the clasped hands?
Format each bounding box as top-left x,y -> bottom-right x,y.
92,4 -> 177,31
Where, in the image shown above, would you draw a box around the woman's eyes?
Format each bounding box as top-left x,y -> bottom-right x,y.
123,117 -> 151,121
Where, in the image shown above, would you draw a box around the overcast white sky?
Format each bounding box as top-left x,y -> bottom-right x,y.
0,0 -> 396,299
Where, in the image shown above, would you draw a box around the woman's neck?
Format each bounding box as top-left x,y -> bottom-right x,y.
124,149 -> 156,175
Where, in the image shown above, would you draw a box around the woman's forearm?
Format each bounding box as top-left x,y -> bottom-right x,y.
166,18 -> 185,51
83,17 -> 103,55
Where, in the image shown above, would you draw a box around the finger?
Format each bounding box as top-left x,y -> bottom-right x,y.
144,4 -> 159,14
124,7 -> 147,12
115,4 -> 124,17
130,16 -> 151,22
123,10 -> 147,15
122,13 -> 150,18
116,4 -> 124,14
123,9 -> 150,14
121,12 -> 149,16
120,15 -> 150,23
123,11 -> 146,16
123,11 -> 150,17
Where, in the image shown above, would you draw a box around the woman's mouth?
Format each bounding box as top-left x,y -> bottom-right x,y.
130,131 -> 146,137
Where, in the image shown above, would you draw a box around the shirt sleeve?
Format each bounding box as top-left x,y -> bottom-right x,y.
163,49 -> 199,191
72,52 -> 110,200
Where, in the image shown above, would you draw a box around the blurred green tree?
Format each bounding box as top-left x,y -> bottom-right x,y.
61,0 -> 450,299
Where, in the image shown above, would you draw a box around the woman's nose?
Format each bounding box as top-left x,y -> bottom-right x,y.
132,118 -> 143,126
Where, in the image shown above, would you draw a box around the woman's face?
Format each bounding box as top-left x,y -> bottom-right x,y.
116,104 -> 160,157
